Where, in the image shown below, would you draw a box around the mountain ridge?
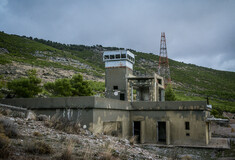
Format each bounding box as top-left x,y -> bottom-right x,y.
0,31 -> 235,114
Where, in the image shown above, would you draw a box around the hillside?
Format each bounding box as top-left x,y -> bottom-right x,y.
0,31 -> 235,114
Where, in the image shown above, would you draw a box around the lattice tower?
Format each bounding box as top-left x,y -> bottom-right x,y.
158,32 -> 171,86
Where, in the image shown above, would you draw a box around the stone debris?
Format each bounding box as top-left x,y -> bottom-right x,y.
1,114 -> 167,160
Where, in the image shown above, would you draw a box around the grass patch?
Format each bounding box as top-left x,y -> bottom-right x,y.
25,140 -> 53,154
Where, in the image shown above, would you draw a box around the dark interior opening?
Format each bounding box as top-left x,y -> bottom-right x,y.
157,79 -> 162,85
159,89 -> 162,101
113,86 -> 118,90
185,122 -> 190,130
158,122 -> 166,143
134,121 -> 141,143
120,93 -> 125,101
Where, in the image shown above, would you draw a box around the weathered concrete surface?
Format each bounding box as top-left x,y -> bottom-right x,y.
0,97 -> 95,109
0,97 -> 211,146
131,101 -> 210,111
105,67 -> 133,101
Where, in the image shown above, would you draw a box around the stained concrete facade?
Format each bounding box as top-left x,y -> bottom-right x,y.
0,97 -> 211,146
0,50 -> 212,146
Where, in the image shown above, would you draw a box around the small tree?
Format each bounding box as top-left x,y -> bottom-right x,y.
44,74 -> 93,97
44,79 -> 73,97
70,74 -> 93,96
7,69 -> 42,98
165,84 -> 176,101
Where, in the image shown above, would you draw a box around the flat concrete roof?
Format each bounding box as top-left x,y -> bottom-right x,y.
0,97 -> 209,111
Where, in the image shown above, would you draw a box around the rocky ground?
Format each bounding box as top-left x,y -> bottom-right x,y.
0,61 -> 104,83
0,108 -> 166,160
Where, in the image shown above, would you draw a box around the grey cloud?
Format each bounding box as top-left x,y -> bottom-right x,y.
0,0 -> 235,71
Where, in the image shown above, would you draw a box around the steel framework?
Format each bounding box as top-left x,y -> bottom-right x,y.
158,32 -> 171,86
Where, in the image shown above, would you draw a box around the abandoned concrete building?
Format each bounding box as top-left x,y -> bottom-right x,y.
0,50 -> 212,146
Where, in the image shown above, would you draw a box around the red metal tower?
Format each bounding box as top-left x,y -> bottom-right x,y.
158,32 -> 171,86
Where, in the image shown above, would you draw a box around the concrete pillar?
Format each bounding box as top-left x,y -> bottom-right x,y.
141,121 -> 145,144
131,86 -> 133,102
166,121 -> 170,145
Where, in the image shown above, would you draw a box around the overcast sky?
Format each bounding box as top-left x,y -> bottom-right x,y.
0,0 -> 235,72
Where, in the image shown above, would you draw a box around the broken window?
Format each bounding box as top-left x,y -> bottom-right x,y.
104,55 -> 109,59
127,54 -> 132,61
110,55 -> 114,59
115,54 -> 120,59
186,133 -> 190,136
185,122 -> 190,130
120,93 -> 125,100
121,54 -> 126,58
157,79 -> 162,85
113,86 -> 118,90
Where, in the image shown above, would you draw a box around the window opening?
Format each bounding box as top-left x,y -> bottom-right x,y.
110,55 -> 114,59
115,54 -> 120,59
121,54 -> 126,58
113,86 -> 118,90
185,122 -> 190,130
104,55 -> 109,59
120,93 -> 125,101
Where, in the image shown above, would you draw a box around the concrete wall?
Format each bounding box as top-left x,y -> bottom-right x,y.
94,97 -> 132,110
130,110 -> 209,145
0,97 -> 95,109
105,67 -> 133,100
91,109 -> 130,138
131,101 -> 209,111
0,97 -> 210,146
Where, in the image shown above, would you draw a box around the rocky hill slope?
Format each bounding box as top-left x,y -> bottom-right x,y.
0,31 -> 235,113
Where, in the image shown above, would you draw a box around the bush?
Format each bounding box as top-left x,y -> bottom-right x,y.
25,140 -> 53,154
47,117 -> 81,134
60,142 -> 74,160
129,136 -> 137,145
33,132 -> 42,137
7,69 -> 42,98
0,118 -> 20,138
165,84 -> 176,101
0,124 -> 10,159
0,133 -> 10,158
44,74 -> 93,97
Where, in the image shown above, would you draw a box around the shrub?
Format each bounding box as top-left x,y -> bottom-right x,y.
44,74 -> 93,97
7,69 -> 42,98
25,140 -> 53,154
0,124 -> 10,159
0,118 -> 20,138
0,109 -> 12,116
33,132 -> 42,137
45,114 -> 81,134
165,84 -> 176,101
129,136 -> 137,145
60,142 -> 74,160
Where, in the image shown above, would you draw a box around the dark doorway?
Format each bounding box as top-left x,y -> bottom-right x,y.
120,93 -> 125,101
133,121 -> 141,143
158,122 -> 166,143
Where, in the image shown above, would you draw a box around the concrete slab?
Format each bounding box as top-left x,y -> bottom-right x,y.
142,138 -> 230,149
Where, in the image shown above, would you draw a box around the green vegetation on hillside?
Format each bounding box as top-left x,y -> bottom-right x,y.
44,74 -> 93,97
7,70 -> 42,98
0,31 -> 234,115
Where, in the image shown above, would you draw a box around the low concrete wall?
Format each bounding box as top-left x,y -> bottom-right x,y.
94,97 -> 131,110
0,97 -> 95,109
131,101 -> 208,111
